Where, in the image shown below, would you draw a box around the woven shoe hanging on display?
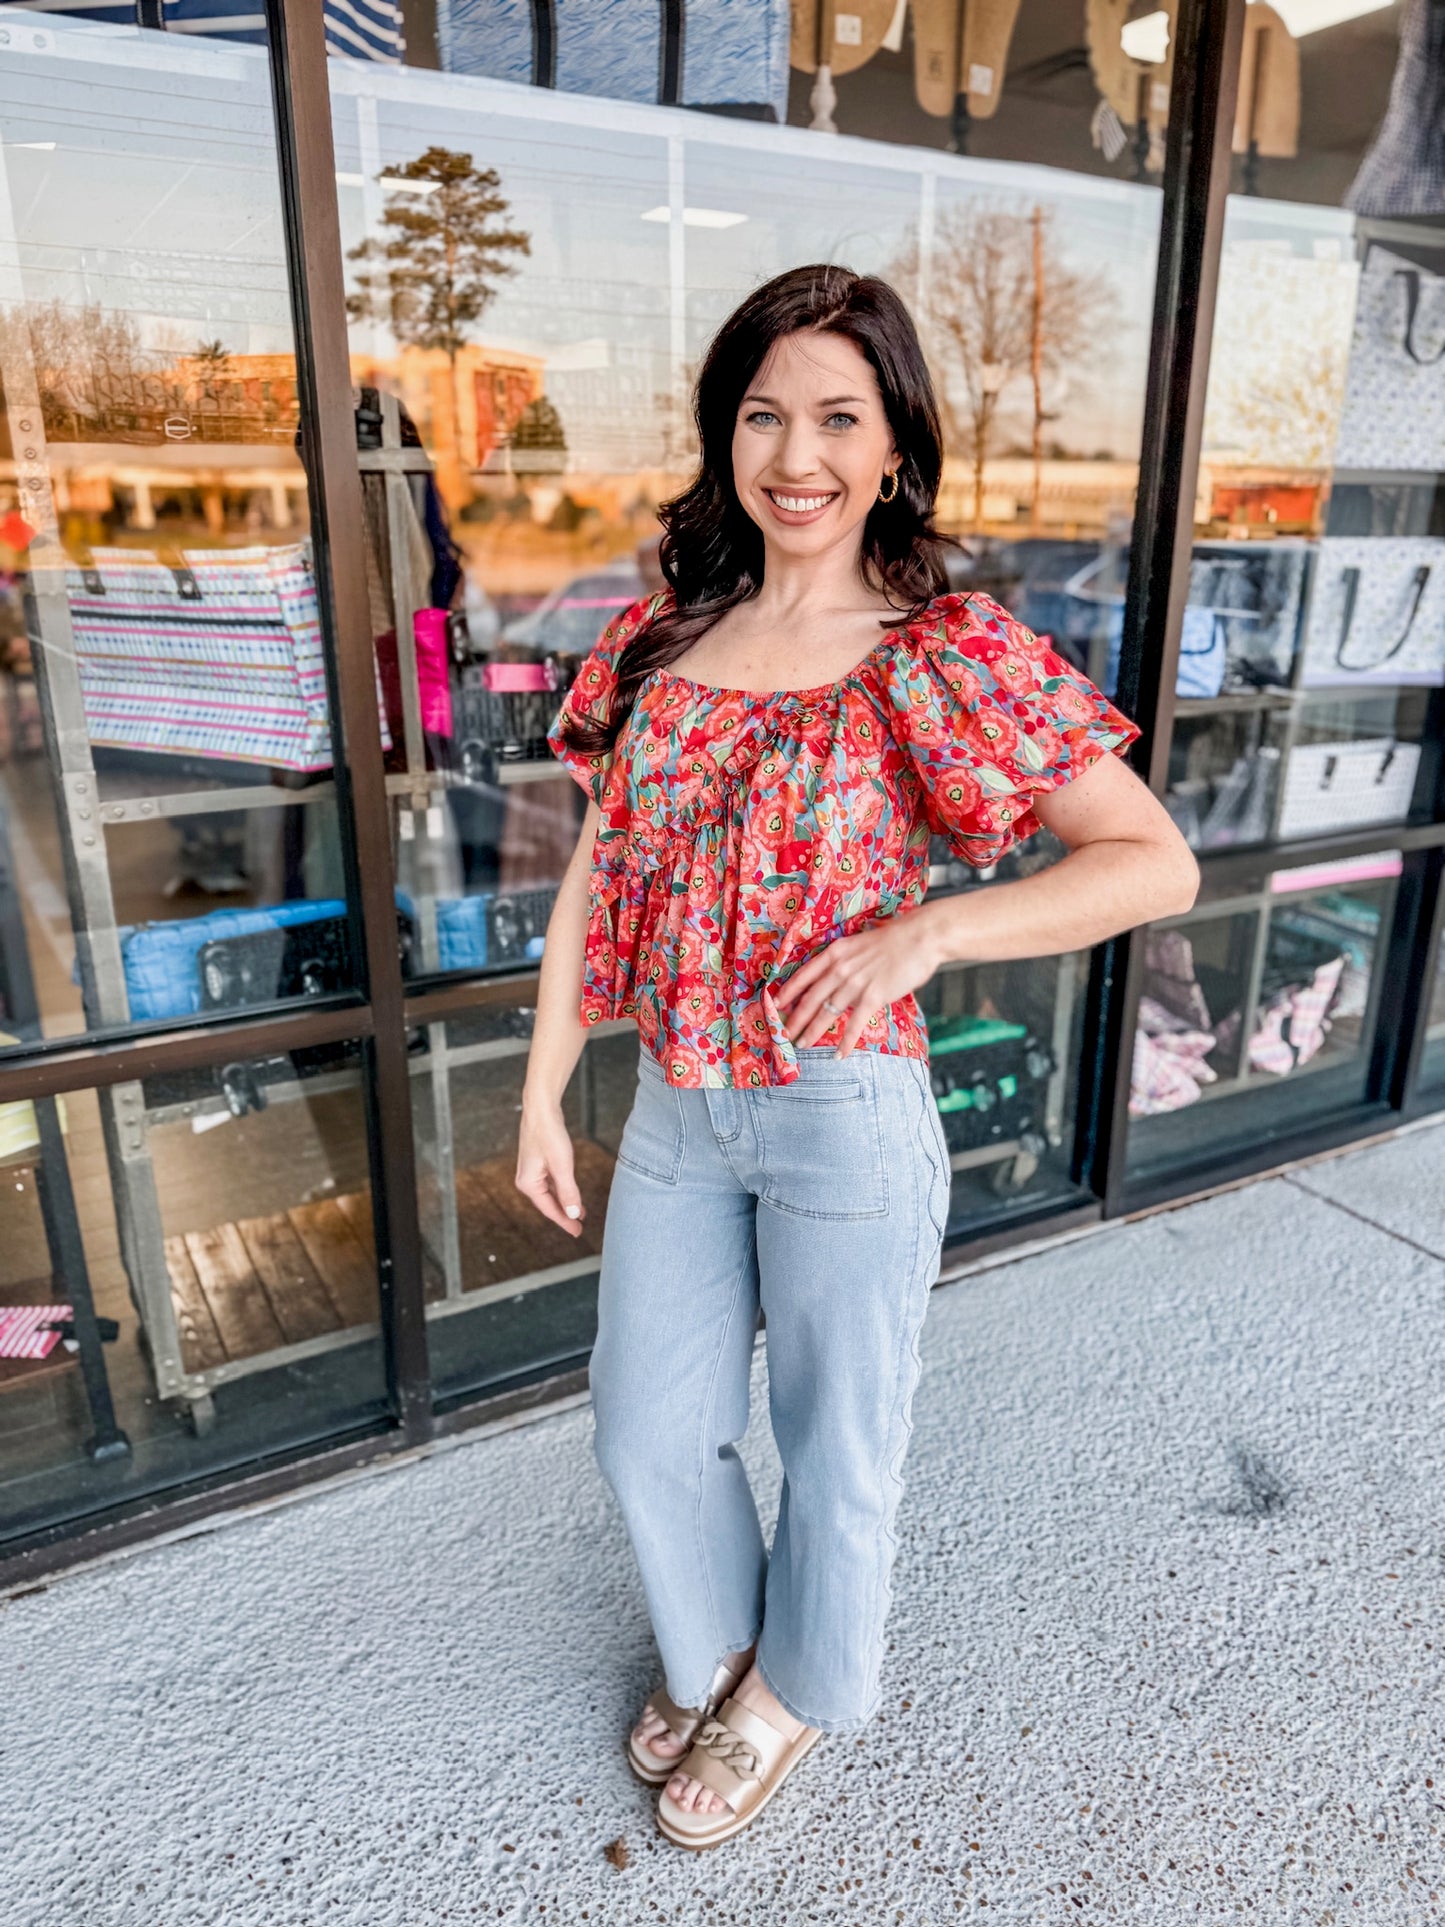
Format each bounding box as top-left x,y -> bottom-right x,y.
910,0 -> 1022,147
1085,0 -> 1176,172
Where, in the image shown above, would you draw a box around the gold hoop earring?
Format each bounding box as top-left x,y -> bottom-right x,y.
877,469 -> 899,504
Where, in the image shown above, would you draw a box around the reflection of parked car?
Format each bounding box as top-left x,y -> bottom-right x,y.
499,562 -> 645,655
946,537 -> 1117,674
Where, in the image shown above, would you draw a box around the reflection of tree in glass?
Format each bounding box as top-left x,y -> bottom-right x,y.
0,302 -> 298,445
893,203 -> 1115,530
509,395 -> 567,473
346,145 -> 531,475
0,300 -> 162,441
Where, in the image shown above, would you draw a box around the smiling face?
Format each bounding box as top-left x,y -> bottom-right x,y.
730,328 -> 900,569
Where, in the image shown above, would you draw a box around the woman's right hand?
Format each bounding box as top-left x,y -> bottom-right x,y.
515,1094 -> 587,1237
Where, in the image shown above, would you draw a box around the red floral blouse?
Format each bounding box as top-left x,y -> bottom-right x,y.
546,588 -> 1140,1088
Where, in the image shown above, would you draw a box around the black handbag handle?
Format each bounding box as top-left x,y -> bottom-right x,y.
1395,268 -> 1445,368
531,0 -> 556,87
1332,566 -> 1361,666
660,0 -> 684,104
1335,562 -> 1430,672
155,545 -> 203,601
530,1 -> 682,103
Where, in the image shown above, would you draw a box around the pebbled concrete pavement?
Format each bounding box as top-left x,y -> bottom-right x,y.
3,1119 -> 1443,1924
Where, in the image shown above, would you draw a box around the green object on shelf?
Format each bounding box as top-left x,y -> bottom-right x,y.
936,1071 -> 1020,1115
924,1012 -> 1030,1055
925,1012 -> 1033,1115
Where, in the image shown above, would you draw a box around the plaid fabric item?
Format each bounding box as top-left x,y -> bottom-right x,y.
1129,994 -> 1219,1117
0,1305 -> 68,1361
67,545 -> 389,771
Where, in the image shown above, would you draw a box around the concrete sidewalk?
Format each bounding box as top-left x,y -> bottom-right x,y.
4,1120 -> 1444,1925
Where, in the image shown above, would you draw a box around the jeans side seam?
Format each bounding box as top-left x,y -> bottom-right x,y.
682,1219 -> 758,1707
863,1065 -> 942,1720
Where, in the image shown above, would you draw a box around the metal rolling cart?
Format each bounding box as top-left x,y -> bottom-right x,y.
10,348 -> 619,1432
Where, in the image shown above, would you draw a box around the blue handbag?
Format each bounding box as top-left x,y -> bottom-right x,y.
1102,604 -> 1227,701
117,900 -> 349,1024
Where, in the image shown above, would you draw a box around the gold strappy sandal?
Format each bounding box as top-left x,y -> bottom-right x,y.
655,1695 -> 823,1849
626,1645 -> 756,1786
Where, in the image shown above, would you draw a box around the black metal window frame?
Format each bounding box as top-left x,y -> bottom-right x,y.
3,0 -> 1445,1586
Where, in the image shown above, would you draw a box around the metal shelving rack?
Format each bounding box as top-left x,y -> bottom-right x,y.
1141,864 -> 1398,1111
15,379 -> 618,1430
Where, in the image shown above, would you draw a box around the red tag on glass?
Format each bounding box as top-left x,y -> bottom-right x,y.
0,512 -> 36,552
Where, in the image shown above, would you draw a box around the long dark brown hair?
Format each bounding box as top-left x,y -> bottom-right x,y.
557,263 -> 956,763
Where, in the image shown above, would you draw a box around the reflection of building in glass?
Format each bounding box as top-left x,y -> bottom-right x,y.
347,341 -> 546,476
937,458 -> 1140,539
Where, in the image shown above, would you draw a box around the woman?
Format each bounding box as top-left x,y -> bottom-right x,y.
518,265 -> 1198,1850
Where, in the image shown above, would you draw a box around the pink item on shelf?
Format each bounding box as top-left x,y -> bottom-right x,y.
0,1304 -> 67,1360
482,659 -> 556,694
412,609 -> 454,737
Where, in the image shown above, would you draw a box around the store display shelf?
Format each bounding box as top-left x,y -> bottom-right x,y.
1329,468 -> 1445,488
1174,690 -> 1297,717
1165,1033 -> 1366,1109
498,760 -> 572,786
947,1136 -> 1037,1174
99,780 -> 337,824
143,1029 -> 562,1127
89,761 -> 573,835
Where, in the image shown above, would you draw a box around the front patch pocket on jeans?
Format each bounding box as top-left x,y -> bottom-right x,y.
616,1076 -> 686,1185
755,1081 -> 890,1220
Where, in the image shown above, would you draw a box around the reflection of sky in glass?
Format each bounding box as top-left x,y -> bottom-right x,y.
4,24 -> 1162,471
333,96 -> 675,474
328,68 -> 1163,470
0,24 -> 293,352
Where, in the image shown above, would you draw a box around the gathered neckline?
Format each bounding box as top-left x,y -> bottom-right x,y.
649,594 -> 966,703
653,632 -> 898,704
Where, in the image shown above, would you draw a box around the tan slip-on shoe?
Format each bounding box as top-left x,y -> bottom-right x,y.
655,1694 -> 824,1849
627,1645 -> 756,1786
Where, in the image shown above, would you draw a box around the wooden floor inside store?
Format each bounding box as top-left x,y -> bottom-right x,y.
164,1138 -> 617,1375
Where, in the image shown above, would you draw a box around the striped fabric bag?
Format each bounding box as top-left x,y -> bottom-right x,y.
163,0 -> 406,62
0,1305 -> 68,1362
66,545 -> 390,772
12,1 -> 406,63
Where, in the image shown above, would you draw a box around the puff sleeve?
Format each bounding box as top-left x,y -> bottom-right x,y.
546,591 -> 666,806
879,591 -> 1142,867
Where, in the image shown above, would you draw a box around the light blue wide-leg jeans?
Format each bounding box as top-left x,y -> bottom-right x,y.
589,1038 -> 952,1734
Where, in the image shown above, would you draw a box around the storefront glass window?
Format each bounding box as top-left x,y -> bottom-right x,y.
1128,0 -> 1443,1182
0,1046 -> 387,1547
0,13 -> 363,1049
1154,2 -> 1445,864
1126,845 -> 1402,1183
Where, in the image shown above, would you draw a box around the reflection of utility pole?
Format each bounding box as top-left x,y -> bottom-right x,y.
974,359 -> 1004,532
950,0 -> 970,153
1030,203 -> 1043,532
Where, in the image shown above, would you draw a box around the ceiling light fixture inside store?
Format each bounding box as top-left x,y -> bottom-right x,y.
1121,10 -> 1170,63
641,205 -> 747,228
378,176 -> 439,195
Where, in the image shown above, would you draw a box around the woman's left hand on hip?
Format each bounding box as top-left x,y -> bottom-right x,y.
772,905 -> 949,1057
